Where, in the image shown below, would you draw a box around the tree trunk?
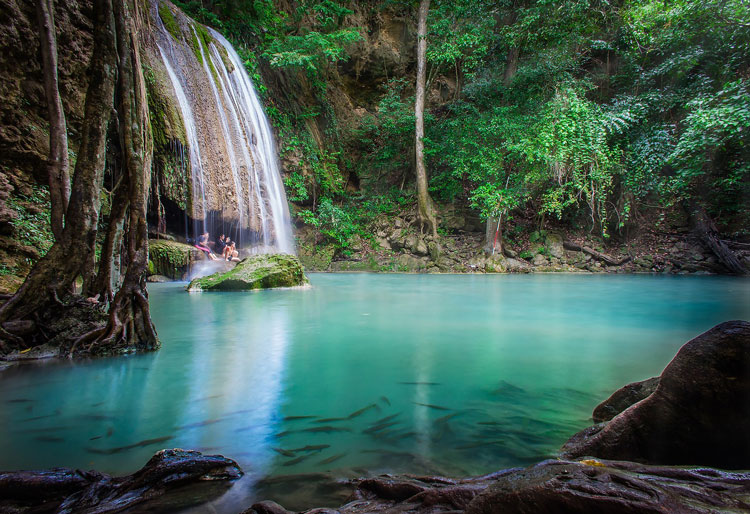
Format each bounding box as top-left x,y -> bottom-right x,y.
0,0 -> 117,330
35,0 -> 70,240
503,47 -> 519,86
89,174 -> 129,302
685,201 -> 747,275
415,0 -> 438,239
92,0 -> 158,352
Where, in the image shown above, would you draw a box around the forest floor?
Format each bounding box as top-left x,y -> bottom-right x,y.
296,203 -> 747,276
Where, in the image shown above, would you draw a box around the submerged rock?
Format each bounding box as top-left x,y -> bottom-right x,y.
562,320 -> 750,469
186,254 -> 308,291
0,449 -> 242,513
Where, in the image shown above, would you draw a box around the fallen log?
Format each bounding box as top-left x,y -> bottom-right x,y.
562,241 -> 632,266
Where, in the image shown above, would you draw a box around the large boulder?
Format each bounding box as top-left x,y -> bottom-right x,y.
186,254 -> 308,292
562,320 -> 750,469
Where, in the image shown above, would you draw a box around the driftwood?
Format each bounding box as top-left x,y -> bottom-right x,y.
0,449 -> 242,513
563,241 -> 632,266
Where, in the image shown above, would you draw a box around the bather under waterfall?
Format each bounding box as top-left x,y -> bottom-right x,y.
154,3 -> 294,254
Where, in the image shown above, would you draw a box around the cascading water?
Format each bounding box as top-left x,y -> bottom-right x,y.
155,5 -> 295,255
158,45 -> 207,238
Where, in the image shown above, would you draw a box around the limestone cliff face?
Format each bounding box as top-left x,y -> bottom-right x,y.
254,3 -> 425,195
0,0 -> 93,195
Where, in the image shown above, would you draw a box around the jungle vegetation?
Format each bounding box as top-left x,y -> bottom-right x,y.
177,0 -> 749,253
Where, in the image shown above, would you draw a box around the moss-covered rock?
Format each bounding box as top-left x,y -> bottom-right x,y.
148,240 -> 200,280
186,254 -> 308,291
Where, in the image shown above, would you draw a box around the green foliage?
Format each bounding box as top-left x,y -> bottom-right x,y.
296,190 -> 409,254
284,172 -> 309,202
669,79 -> 750,203
532,85 -> 621,232
354,79 -> 418,188
9,186 -> 54,261
427,0 -> 496,74
263,28 -> 362,75
260,0 -> 362,77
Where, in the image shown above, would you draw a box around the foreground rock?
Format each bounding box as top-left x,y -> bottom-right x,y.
562,320 -> 750,468
0,449 -> 242,513
592,376 -> 659,422
187,254 -> 308,292
246,459 -> 750,514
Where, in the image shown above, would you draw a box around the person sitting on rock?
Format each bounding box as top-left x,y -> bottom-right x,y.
215,234 -> 227,256
194,231 -> 217,260
223,239 -> 240,261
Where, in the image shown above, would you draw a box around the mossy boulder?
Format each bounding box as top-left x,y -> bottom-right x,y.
186,254 -> 308,292
148,240 -> 200,280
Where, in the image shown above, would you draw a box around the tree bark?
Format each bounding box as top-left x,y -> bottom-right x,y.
89,174 -> 129,302
503,47 -> 519,86
92,0 -> 158,352
35,0 -> 70,240
414,0 -> 438,239
685,201 -> 747,275
0,0 -> 117,330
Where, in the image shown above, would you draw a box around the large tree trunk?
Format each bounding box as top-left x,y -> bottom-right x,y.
35,0 -> 70,240
0,0 -> 117,332
91,0 -> 158,352
414,0 -> 438,239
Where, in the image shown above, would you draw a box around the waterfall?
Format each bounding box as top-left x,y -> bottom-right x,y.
208,29 -> 295,255
158,45 -> 207,238
155,7 -> 295,255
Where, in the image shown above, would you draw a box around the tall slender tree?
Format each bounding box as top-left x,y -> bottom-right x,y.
415,0 -> 438,239
35,0 -> 70,240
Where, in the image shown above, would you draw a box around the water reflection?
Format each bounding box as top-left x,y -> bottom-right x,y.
0,286 -> 293,485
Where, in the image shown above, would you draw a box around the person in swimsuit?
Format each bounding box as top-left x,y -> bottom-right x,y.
194,232 -> 217,260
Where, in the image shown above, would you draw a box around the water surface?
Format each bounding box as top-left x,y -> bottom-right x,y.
0,273 -> 747,510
